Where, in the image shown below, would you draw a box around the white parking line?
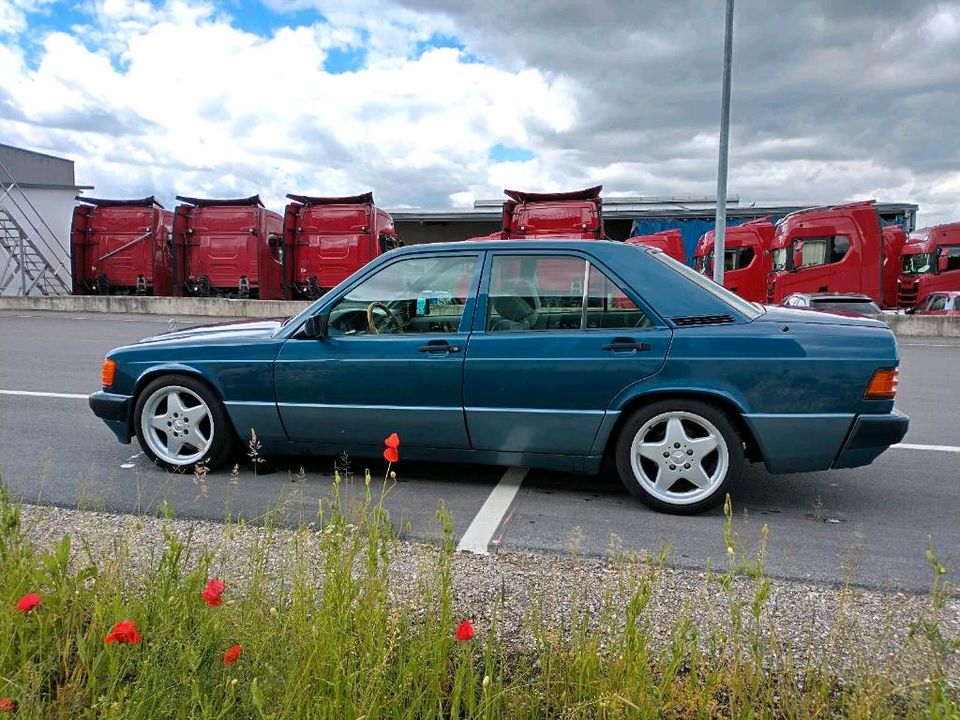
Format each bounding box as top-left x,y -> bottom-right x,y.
893,442 -> 960,453
900,343 -> 960,348
0,390 -> 88,399
457,467 -> 526,555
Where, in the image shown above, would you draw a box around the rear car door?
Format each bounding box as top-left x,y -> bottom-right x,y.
462,251 -> 672,455
274,253 -> 481,451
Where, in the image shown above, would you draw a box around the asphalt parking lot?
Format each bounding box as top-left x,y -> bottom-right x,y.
0,310 -> 957,592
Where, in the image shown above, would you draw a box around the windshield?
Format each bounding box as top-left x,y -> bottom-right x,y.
902,253 -> 934,275
650,251 -> 764,320
771,247 -> 788,272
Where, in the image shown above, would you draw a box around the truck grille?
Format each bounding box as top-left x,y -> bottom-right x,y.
897,281 -> 919,308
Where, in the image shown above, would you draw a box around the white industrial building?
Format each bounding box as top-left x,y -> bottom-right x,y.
0,143 -> 92,295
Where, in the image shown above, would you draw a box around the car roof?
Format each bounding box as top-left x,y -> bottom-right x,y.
392,238 -> 644,255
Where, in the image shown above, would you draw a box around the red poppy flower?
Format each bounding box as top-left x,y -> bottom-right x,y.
223,644 -> 241,665
383,433 -> 400,463
202,578 -> 226,607
16,593 -> 40,614
104,619 -> 142,645
0,697 -> 18,713
454,619 -> 474,641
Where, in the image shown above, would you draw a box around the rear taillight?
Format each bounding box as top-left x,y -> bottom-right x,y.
864,368 -> 898,399
101,358 -> 117,388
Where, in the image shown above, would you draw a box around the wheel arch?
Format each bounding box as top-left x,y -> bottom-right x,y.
130,366 -> 238,441
601,390 -> 762,465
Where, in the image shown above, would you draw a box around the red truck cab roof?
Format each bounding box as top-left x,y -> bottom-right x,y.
625,229 -> 686,263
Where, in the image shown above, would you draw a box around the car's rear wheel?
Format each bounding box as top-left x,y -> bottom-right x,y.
615,399 -> 744,514
134,375 -> 235,471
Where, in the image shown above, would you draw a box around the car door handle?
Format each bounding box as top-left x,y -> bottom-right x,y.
602,338 -> 651,352
418,340 -> 461,354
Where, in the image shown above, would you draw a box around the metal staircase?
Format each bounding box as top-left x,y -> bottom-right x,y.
0,157 -> 71,296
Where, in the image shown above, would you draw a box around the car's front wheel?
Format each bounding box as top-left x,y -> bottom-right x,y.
134,375 -> 235,471
615,399 -> 744,514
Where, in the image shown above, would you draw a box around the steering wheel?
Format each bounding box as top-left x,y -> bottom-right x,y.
366,302 -> 404,335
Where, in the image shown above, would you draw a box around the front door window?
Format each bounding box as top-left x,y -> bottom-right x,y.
329,255 -> 477,336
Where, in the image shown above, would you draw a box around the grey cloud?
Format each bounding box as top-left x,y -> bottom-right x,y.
397,0 -> 960,219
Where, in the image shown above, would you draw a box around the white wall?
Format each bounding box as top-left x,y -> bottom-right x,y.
0,186 -> 75,293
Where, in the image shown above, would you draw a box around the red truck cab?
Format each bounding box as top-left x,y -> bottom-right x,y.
896,222 -> 960,309
692,219 -> 774,303
625,229 -> 686,264
468,186 -> 605,301
70,196 -> 173,296
765,201 -> 898,308
469,186 -> 604,241
282,192 -> 399,299
173,195 -> 283,299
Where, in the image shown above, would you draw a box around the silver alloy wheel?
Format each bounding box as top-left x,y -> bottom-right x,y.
139,384 -> 214,466
629,410 -> 729,505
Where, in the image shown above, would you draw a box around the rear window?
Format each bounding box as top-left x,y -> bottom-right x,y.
649,250 -> 764,320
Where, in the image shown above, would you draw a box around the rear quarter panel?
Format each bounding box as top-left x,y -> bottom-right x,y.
599,317 -> 899,473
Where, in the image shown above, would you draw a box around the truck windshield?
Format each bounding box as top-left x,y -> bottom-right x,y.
771,248 -> 787,272
650,251 -> 764,320
902,253 -> 934,275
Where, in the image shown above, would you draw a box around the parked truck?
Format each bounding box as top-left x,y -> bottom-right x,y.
625,229 -> 686,264
765,200 -> 903,308
281,192 -> 400,299
70,196 -> 173,296
469,186 -> 605,241
172,195 -> 283,299
692,219 -> 774,303
896,222 -> 960,308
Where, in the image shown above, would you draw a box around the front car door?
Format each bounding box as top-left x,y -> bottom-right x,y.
274,253 -> 481,452
462,250 -> 672,456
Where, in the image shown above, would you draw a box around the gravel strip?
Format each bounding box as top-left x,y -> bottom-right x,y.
17,503 -> 959,686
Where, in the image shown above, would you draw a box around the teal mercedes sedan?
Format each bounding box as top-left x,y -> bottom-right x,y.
90,240 -> 908,514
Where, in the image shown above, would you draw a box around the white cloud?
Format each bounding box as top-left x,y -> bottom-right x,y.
0,0 -> 577,209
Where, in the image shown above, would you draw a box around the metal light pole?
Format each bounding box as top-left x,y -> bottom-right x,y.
713,0 -> 734,286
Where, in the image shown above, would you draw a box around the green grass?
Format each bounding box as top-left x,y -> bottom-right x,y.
0,480 -> 957,719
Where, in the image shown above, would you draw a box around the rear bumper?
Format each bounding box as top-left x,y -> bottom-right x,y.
89,391 -> 133,444
832,408 -> 909,469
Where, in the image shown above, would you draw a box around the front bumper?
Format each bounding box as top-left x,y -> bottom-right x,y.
89,391 -> 133,444
832,408 -> 909,469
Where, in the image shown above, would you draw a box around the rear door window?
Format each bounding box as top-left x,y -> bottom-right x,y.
487,255 -> 585,332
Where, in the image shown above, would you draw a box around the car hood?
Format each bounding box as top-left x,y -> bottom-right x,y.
757,306 -> 888,329
138,318 -> 287,345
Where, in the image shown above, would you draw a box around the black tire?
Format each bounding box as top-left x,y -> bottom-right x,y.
134,374 -> 236,472
614,399 -> 745,515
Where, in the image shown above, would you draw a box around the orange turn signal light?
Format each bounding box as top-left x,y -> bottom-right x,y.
101,358 -> 117,388
864,368 -> 898,399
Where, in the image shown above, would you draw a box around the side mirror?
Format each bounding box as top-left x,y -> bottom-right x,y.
791,240 -> 804,271
905,305 -> 916,315
938,254 -> 949,272
303,313 -> 329,339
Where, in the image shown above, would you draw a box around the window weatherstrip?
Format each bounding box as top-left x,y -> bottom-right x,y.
579,260 -> 590,330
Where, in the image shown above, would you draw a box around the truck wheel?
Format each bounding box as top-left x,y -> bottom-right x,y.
615,399 -> 744,514
134,375 -> 235,472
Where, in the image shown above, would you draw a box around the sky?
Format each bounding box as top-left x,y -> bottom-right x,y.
1,0 -> 959,226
